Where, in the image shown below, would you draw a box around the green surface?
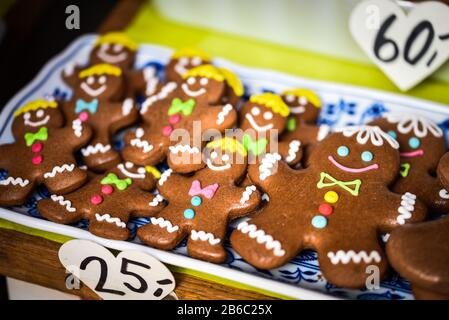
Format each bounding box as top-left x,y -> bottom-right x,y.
125,3 -> 449,105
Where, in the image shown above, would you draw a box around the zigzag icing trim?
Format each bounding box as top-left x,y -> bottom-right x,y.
150,217 -> 179,233
285,140 -> 301,163
262,193 -> 270,202
130,137 -> 153,153
190,230 -> 221,245
50,194 -> 76,212
122,98 -> 134,116
0,177 -> 30,187
149,194 -> 164,207
386,113 -> 443,138
95,213 -> 126,228
237,221 -> 285,257
72,119 -> 83,138
336,125 -> 399,149
158,169 -> 172,186
327,250 -> 381,264
81,143 -> 111,157
259,153 -> 281,181
43,164 -> 75,179
396,192 -> 416,225
141,82 -> 177,114
216,104 -> 233,125
240,185 -> 256,204
169,144 -> 200,154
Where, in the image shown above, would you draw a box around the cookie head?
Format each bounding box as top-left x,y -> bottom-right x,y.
282,89 -> 321,124
12,99 -> 63,138
75,64 -> 124,101
204,138 -> 247,181
309,126 -> 400,184
240,93 -> 289,134
181,65 -> 225,104
91,32 -> 137,68
167,48 -> 210,81
115,161 -> 160,190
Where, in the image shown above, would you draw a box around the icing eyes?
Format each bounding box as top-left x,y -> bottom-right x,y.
98,76 -> 107,85
387,130 -> 397,139
102,43 -> 110,50
263,111 -> 273,120
210,151 -> 218,159
113,44 -> 123,52
179,57 -> 189,65
187,77 -> 196,85
191,57 -> 202,66
221,154 -> 230,162
87,76 -> 95,85
125,161 -> 133,169
135,128 -> 144,138
251,106 -> 260,116
23,112 -> 31,120
285,94 -> 295,103
299,96 -> 308,105
337,145 -> 349,157
200,78 -> 209,86
409,137 -> 420,149
137,167 -> 146,174
361,151 -> 374,162
36,110 -> 44,118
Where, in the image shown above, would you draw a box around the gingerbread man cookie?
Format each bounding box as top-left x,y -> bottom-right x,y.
165,48 -> 211,84
61,63 -> 139,171
0,99 -> 91,206
231,126 -> 427,288
137,138 -> 261,263
122,65 -> 238,173
370,114 -> 449,214
38,161 -> 163,240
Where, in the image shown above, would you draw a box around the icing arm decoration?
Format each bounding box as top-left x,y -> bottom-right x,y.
327,250 -> 381,264
396,192 -> 416,225
150,216 -> 179,233
43,164 -> 75,179
237,221 -> 286,257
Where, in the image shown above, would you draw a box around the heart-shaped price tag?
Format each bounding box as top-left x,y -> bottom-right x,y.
59,240 -> 175,300
350,0 -> 449,91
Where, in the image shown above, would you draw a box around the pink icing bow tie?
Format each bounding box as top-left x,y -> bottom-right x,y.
188,180 -> 219,199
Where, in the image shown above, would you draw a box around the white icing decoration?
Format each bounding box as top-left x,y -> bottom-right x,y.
285,140 -> 301,163
50,194 -> 76,212
97,46 -> 128,64
63,62 -> 75,76
396,192 -> 416,225
206,159 -> 231,171
259,153 -> 281,181
95,213 -> 126,228
216,104 -> 233,125
190,230 -> 221,245
240,185 -> 256,204
150,217 -> 179,233
130,137 -> 153,153
117,163 -> 145,179
385,113 -> 443,138
181,83 -> 206,97
237,221 -> 285,257
336,125 -> 399,149
43,164 -> 75,179
158,169 -> 172,186
245,113 -> 273,132
0,177 -> 29,187
81,82 -> 106,97
381,233 -> 390,243
149,194 -> 164,207
317,124 -> 331,141
72,119 -> 83,138
439,189 -> 449,199
261,193 -> 270,202
121,98 -> 134,116
24,115 -> 50,127
174,58 -> 188,76
168,144 -> 200,154
141,82 -> 177,114
81,143 -> 111,157
327,250 -> 381,265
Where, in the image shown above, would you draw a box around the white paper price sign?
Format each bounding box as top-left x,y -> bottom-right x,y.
350,0 -> 449,91
59,240 -> 175,300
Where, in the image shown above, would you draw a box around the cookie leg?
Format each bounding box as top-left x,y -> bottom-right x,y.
0,175 -> 35,206
89,212 -> 130,240
187,221 -> 227,263
43,166 -> 87,194
37,194 -> 82,224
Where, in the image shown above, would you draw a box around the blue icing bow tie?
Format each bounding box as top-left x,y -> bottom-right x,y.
75,98 -> 99,114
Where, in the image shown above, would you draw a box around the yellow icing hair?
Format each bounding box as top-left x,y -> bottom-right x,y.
94,32 -> 137,51
207,138 -> 247,157
182,65 -> 224,82
79,64 -> 122,78
145,166 -> 161,179
171,47 -> 210,61
14,99 -> 58,117
219,67 -> 244,97
282,88 -> 321,108
250,93 -> 290,117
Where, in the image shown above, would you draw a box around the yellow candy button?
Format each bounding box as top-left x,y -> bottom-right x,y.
324,191 -> 339,204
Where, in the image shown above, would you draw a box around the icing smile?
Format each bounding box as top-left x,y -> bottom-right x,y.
97,48 -> 128,64
24,115 -> 50,127
81,83 -> 107,97
117,163 -> 145,179
289,106 -> 306,114
328,155 -> 379,173
181,83 -> 206,97
206,159 -> 231,171
245,114 -> 273,132
400,149 -> 424,158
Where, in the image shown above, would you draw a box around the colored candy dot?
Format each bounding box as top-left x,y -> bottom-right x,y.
162,125 -> 173,137
169,114 -> 181,125
31,142 -> 43,153
387,130 -> 397,139
361,151 -> 373,162
32,155 -> 43,165
337,145 -> 349,157
324,191 -> 339,204
318,203 -> 333,216
409,137 -> 420,149
91,194 -> 103,205
79,111 -> 89,122
311,215 -> 327,229
183,208 -> 195,219
191,196 -> 202,206
101,185 -> 113,195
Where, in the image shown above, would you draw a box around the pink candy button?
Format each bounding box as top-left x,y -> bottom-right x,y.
79,111 -> 89,122
162,125 -> 173,137
31,142 -> 43,153
169,114 -> 181,125
101,185 -> 113,195
91,194 -> 103,205
32,155 -> 43,165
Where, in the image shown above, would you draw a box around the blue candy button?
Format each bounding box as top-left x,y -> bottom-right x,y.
311,215 -> 327,229
183,208 -> 195,219
191,196 -> 202,206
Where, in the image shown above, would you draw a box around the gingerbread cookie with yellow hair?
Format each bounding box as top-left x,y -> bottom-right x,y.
0,99 -> 92,206
122,65 -> 238,173
138,138 -> 261,263
165,48 -> 211,84
60,63 -> 139,171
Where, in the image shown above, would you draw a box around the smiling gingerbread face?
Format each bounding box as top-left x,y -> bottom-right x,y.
74,64 -> 124,101
180,65 -> 226,105
90,33 -> 137,69
166,48 -> 211,83
114,161 -> 160,191
281,89 -> 321,124
204,138 -> 247,181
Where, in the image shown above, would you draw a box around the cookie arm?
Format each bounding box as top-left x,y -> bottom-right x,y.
156,169 -> 191,202
0,144 -> 14,168
201,104 -> 237,132
58,119 -> 93,150
107,99 -> 139,131
228,185 -> 262,220
125,67 -> 160,97
277,139 -> 303,167
131,190 -> 166,217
